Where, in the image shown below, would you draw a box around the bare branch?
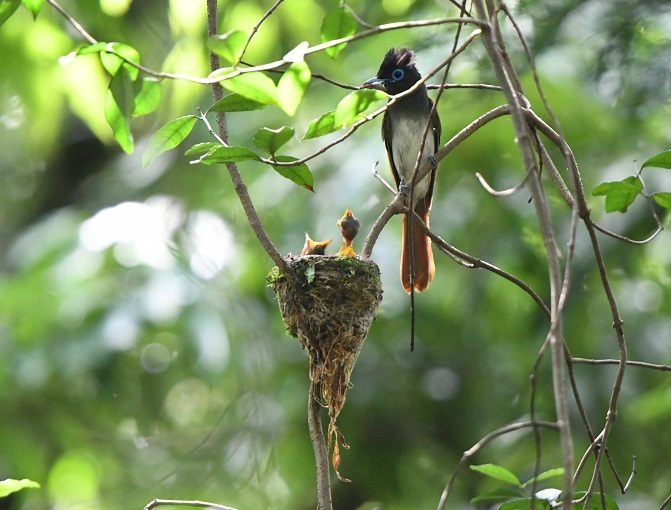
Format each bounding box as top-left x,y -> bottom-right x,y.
360,104 -> 509,259
144,500 -> 237,510
473,3 -> 574,507
49,0 -> 485,87
309,381 -> 333,510
475,169 -> 531,197
239,0 -> 285,61
573,358 -> 671,371
371,161 -> 397,195
47,0 -> 96,44
264,27 -> 483,169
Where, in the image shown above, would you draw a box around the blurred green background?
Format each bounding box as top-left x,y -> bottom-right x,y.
1,0 -> 671,509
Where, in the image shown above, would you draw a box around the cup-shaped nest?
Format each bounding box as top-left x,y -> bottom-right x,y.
268,255 -> 383,472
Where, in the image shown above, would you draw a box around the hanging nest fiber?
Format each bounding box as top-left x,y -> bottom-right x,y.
268,255 -> 382,476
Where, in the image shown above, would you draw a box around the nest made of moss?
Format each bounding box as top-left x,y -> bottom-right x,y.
268,255 -> 383,475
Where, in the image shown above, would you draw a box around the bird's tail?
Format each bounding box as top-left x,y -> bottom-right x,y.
400,197 -> 435,293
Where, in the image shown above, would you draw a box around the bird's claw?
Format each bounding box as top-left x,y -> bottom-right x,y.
428,155 -> 438,169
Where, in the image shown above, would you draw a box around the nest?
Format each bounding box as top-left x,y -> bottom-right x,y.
268,255 -> 383,476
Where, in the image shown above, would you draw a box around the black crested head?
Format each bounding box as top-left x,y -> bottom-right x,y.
375,47 -> 422,94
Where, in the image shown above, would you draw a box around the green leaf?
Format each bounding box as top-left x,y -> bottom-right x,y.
641,149 -> 671,171
209,93 -> 267,113
0,0 -> 21,27
469,464 -> 521,487
500,498 -> 551,510
105,69 -> 135,154
271,155 -> 314,191
143,115 -> 198,167
334,89 -> 386,128
184,142 -> 220,157
253,126 -> 294,155
133,78 -> 161,116
207,30 -> 247,66
469,487 -> 523,504
193,146 -> 259,165
320,6 -> 357,59
277,61 -> 311,116
572,492 -> 619,510
219,71 -> 278,106
653,192 -> 671,209
303,110 -> 337,139
592,176 -> 643,213
77,41 -> 108,55
100,42 -> 140,80
21,0 -> 44,18
522,468 -> 564,488
0,478 -> 40,498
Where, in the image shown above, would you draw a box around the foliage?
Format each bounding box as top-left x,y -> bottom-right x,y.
0,479 -> 40,498
1,1 -> 671,510
592,150 -> 671,213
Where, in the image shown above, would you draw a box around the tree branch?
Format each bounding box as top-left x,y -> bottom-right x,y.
206,0 -> 287,273
472,3 -> 574,508
309,380 -> 333,510
144,500 -> 237,510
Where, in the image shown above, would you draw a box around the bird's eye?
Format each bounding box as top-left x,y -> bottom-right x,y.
391,68 -> 404,81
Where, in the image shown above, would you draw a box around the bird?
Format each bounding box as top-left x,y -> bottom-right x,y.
336,206 -> 360,257
363,47 -> 441,293
301,232 -> 332,256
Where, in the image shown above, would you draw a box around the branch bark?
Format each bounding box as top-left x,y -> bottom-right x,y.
205,0 -> 287,273
471,2 -> 574,507
308,381 -> 333,510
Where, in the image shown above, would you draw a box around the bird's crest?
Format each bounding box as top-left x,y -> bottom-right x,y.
379,47 -> 416,74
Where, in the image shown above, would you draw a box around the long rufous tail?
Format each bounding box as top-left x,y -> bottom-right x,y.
400,197 -> 434,293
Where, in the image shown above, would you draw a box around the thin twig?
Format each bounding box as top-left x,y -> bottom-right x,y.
144,500 -> 237,510
265,28 -> 483,169
371,161 -> 397,194
47,0 -> 96,43
572,430 -> 605,487
473,4 -> 574,508
418,218 -> 551,318
50,1 -> 485,86
309,380 -> 333,510
526,109 -> 662,245
436,421 -> 558,510
205,0 -> 287,273
343,3 -> 374,29
623,456 -> 637,493
573,358 -> 671,371
361,104 -> 510,259
239,0 -> 284,61
591,221 -> 663,245
475,169 -> 531,196
529,334 -> 552,505
427,83 -> 501,91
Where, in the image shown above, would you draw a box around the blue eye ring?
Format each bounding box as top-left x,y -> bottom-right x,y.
391,68 -> 404,82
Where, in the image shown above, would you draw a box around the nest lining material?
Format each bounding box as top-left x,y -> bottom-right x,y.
268,255 -> 383,475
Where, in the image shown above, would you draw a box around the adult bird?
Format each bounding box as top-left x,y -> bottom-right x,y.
363,47 -> 441,293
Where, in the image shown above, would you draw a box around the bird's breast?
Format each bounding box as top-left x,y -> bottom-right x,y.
389,110 -> 436,200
